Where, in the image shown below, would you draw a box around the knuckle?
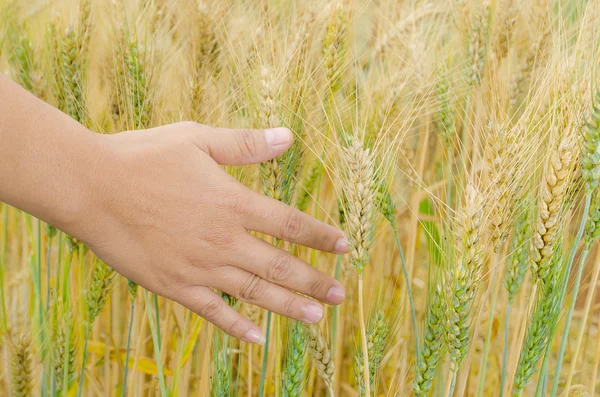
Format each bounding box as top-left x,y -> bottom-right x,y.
282,296 -> 296,316
266,253 -> 293,282
226,317 -> 243,336
239,274 -> 267,301
203,229 -> 236,249
234,130 -> 258,160
282,210 -> 304,240
222,193 -> 247,216
308,276 -> 326,298
199,297 -> 223,319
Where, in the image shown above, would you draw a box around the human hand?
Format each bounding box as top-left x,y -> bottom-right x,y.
65,122 -> 348,344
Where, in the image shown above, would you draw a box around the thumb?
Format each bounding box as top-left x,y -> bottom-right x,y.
194,124 -> 293,165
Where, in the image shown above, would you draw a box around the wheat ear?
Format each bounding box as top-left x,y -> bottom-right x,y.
445,184 -> 484,374
530,138 -> 576,285
11,332 -> 32,397
304,324 -> 334,396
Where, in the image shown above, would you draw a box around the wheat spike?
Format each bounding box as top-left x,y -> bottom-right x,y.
11,333 -> 32,397
487,120 -> 515,251
322,1 -> 348,94
504,206 -> 531,303
354,310 -> 389,396
296,160 -> 323,212
282,321 -> 307,396
466,0 -> 490,86
530,137 -> 576,285
513,261 -> 563,395
414,286 -> 445,397
53,313 -> 77,390
445,184 -> 484,369
343,138 -> 375,275
86,260 -> 115,323
258,66 -> 284,202
582,88 -> 600,192
304,324 -> 334,392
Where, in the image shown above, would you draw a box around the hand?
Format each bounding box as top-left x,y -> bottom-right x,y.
68,122 -> 348,344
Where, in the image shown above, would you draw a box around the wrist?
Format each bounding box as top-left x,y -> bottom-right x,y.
44,129 -> 112,241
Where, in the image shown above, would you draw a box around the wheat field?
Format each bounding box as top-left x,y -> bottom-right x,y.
1,0 -> 600,396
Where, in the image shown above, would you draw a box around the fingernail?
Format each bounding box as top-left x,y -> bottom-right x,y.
335,237 -> 349,254
302,303 -> 324,323
327,287 -> 346,304
265,128 -> 292,147
244,329 -> 266,345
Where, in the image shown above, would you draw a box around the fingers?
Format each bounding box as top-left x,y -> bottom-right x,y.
178,286 -> 266,344
192,123 -> 293,165
213,265 -> 326,324
242,190 -> 349,254
231,234 -> 345,305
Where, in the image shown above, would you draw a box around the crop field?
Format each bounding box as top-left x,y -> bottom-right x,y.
1,0 -> 600,396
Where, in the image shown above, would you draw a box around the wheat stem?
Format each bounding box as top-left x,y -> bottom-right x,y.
76,324 -> 90,397
566,252 -> 600,390
358,276 -> 370,397
392,226 -> 420,360
550,248 -> 591,397
121,299 -> 135,397
258,311 -> 272,397
549,194 -> 592,396
499,302 -> 511,397
476,256 -> 500,397
143,290 -> 167,396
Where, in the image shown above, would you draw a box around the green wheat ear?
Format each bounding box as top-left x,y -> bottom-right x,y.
414,286 -> 444,397
282,321 -> 307,397
354,310 -> 390,396
85,260 -> 115,323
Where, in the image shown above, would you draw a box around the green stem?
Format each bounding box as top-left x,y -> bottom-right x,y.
392,225 -> 419,360
154,293 -> 162,348
0,204 -> 7,333
477,261 -> 500,397
258,311 -> 272,397
331,255 -> 342,353
550,247 -> 591,397
544,193 -> 591,396
122,300 -> 135,397
144,290 -> 167,396
77,324 -> 91,397
535,352 -> 549,397
448,371 -> 457,397
499,303 -> 511,397
446,143 -> 453,209
45,234 -> 53,313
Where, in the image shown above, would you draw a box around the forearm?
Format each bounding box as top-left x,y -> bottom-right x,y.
0,73 -> 101,234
